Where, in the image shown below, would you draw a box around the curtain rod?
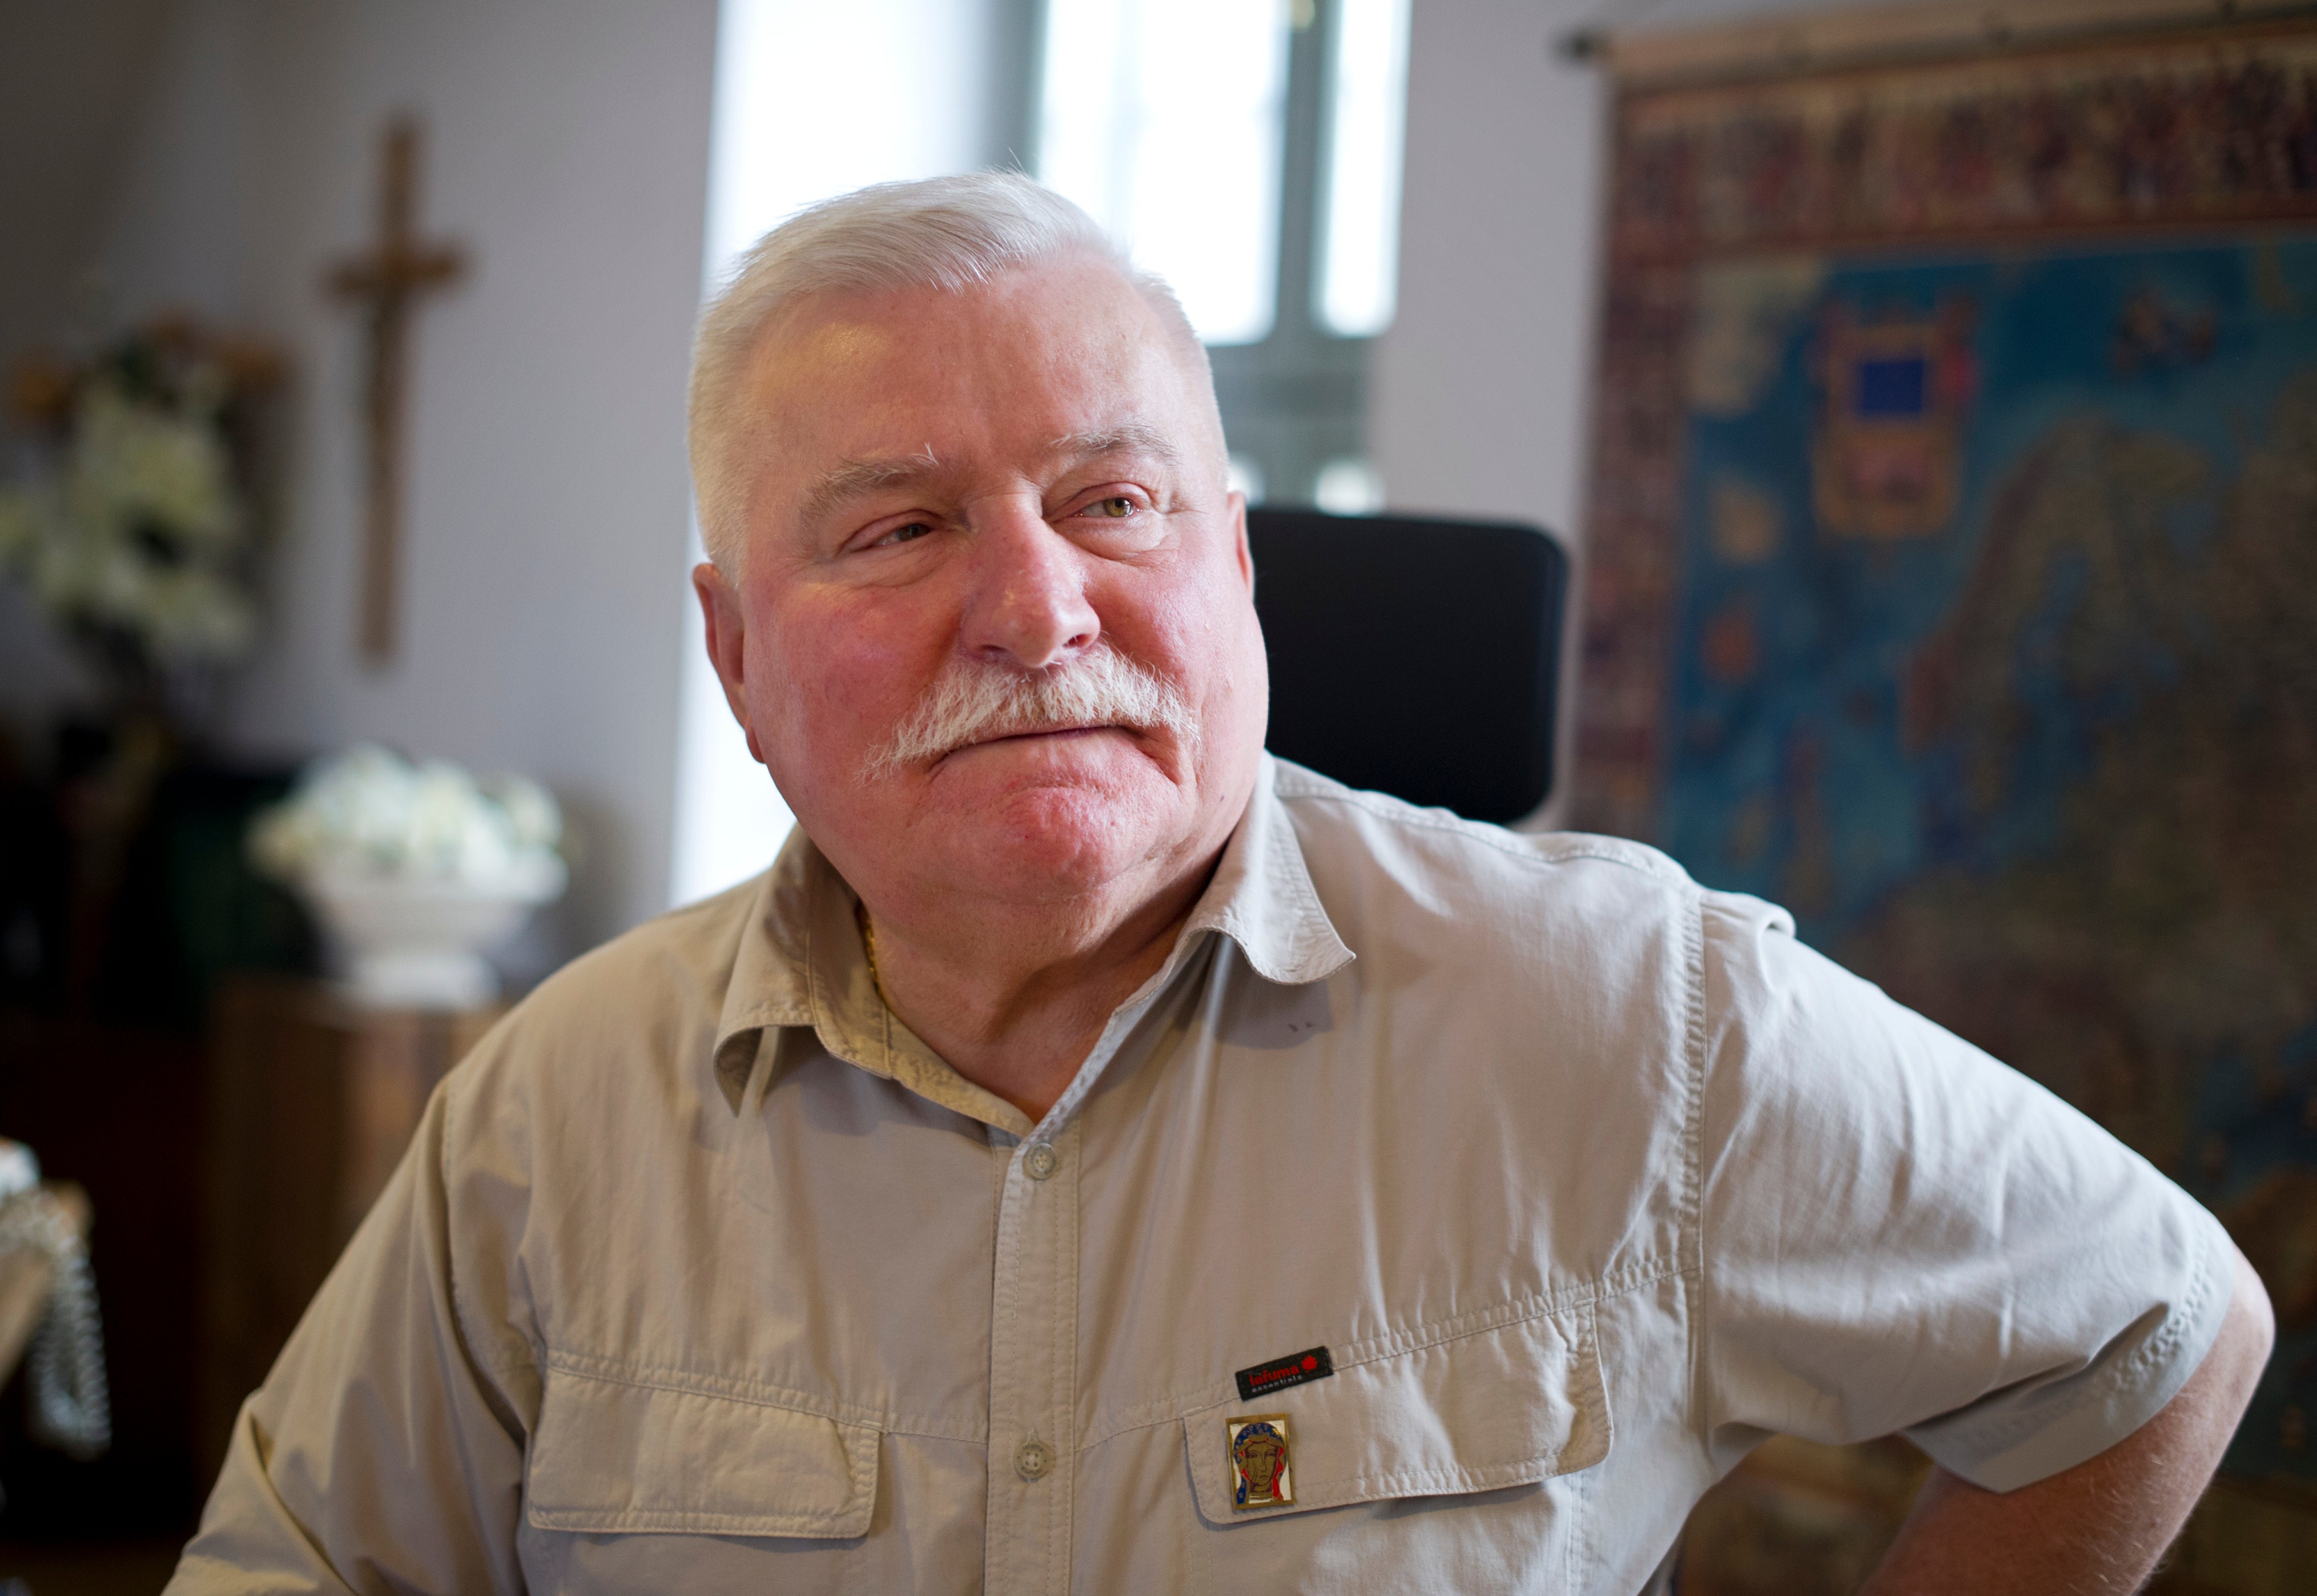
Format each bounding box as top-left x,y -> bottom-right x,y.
1561,0 -> 2317,90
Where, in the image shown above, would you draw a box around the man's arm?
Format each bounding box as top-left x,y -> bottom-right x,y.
1861,1247 -> 2274,1596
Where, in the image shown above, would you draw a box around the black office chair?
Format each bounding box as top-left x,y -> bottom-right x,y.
1246,508 -> 1568,826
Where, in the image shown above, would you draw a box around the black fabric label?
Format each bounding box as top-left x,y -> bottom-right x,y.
1235,1346 -> 1334,1401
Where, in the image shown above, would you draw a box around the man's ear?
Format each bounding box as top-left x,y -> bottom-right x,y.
693,561 -> 767,765
1230,489 -> 1255,599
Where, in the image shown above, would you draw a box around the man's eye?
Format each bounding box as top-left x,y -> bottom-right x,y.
1089,496 -> 1136,519
873,521 -> 934,547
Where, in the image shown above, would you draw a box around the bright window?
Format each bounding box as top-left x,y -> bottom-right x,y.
1043,0 -> 1412,504
1316,0 -> 1410,337
671,0 -> 1004,908
1039,0 -> 1292,345
1313,455 -> 1384,514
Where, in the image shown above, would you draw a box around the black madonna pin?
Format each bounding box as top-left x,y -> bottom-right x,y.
1226,1413 -> 1294,1509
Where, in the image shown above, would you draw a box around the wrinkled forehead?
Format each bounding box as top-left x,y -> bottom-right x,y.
739,256 -> 1224,476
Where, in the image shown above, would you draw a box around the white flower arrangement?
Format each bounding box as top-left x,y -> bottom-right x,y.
0,321 -> 276,690
249,746 -> 567,1009
251,744 -> 564,890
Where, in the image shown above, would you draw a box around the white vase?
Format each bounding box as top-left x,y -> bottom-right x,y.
299,857 -> 566,1010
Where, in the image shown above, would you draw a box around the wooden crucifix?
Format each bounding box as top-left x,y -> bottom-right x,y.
327,115 -> 467,664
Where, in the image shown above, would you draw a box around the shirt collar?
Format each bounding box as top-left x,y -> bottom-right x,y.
709,827 -> 817,1111
1178,752 -> 1355,987
710,753 -> 1354,1123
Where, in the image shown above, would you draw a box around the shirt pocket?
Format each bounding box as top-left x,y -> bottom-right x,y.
1176,1301 -> 1610,1589
524,1361 -> 879,1539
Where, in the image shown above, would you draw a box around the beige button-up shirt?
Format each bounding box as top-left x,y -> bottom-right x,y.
170,756 -> 2231,1594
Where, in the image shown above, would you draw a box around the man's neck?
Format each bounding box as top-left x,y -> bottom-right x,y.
859,860 -> 1218,1124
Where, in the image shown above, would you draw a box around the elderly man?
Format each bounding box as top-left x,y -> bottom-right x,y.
171,174 -> 2270,1594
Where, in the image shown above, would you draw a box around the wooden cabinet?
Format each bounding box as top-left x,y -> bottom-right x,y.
197,976 -> 498,1478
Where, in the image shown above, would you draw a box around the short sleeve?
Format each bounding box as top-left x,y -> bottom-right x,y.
1695,890 -> 2236,1492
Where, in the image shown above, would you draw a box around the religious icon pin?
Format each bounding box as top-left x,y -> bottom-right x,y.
1226,1414 -> 1294,1510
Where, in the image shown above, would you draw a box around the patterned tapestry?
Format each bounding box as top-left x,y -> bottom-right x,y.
1575,14 -> 2317,1508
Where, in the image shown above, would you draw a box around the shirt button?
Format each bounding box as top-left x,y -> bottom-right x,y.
1023,1142 -> 1060,1181
1015,1436 -> 1054,1481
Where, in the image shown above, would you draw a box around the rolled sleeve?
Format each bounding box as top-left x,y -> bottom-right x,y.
1695,889 -> 2236,1492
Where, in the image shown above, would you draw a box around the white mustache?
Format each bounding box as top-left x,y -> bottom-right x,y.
863,646 -> 1198,781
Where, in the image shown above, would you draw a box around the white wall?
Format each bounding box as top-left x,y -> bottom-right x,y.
85,0 -> 719,951
1374,0 -> 1919,535
1374,0 -> 1603,538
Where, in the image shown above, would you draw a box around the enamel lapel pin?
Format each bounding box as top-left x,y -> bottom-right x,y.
1226,1414 -> 1294,1509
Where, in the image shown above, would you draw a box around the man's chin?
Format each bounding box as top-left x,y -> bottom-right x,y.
906,733 -> 1192,875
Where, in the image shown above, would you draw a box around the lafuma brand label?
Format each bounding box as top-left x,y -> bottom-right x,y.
1234,1346 -> 1334,1402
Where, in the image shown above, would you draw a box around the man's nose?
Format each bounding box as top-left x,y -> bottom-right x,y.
958,495 -> 1101,671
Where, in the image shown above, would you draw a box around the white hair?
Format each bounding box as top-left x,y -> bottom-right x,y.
687,171 -> 1209,569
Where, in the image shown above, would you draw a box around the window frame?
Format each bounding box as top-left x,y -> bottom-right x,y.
1026,0 -> 1395,507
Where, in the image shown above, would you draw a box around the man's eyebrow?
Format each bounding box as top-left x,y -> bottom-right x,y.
799,427 -> 1183,529
797,449 -> 942,528
1049,424 -> 1183,468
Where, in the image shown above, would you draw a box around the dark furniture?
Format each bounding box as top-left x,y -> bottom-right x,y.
1246,508 -> 1568,824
